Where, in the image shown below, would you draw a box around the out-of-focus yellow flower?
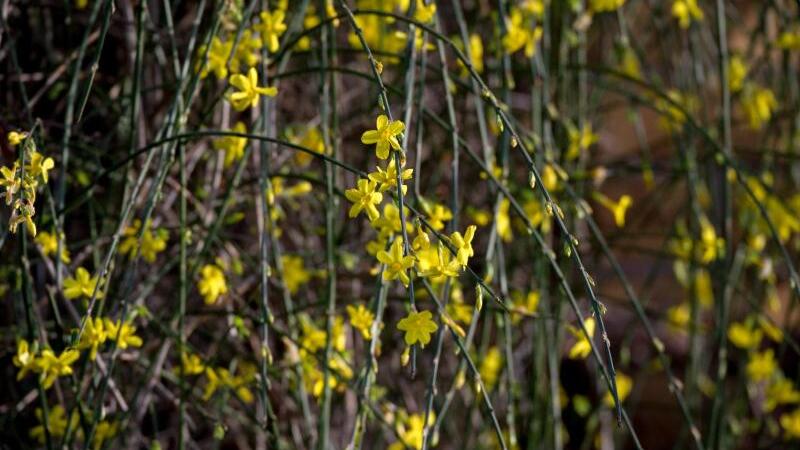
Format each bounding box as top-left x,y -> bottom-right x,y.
728,55 -> 747,93
741,85 -> 777,130
281,255 -> 311,294
746,349 -> 777,382
777,30 -> 800,50
177,352 -> 205,376
667,302 -> 690,332
418,242 -> 460,282
29,405 -> 77,444
759,317 -> 783,343
567,316 -> 595,359
36,230 -> 71,263
422,201 -> 452,231
479,347 -> 503,391
77,317 -> 107,360
347,303 -> 375,340
119,219 -> 169,263
397,310 -> 438,347
197,37 -> 233,80
765,377 -> 800,412
672,0 -> 703,29
388,412 -> 434,450
604,372 -> 633,407
214,122 -> 248,167
92,420 -> 119,450
497,198 -> 512,242
503,9 -> 543,57
617,45 -> 641,80
7,131 -> 28,146
198,264 -> 228,304
290,126 -> 326,166
589,0 -> 625,13
780,408 -> 800,440
593,193 -> 632,227
230,29 -> 262,73
567,125 -> 598,160
727,320 -> 762,350
227,68 -> 277,111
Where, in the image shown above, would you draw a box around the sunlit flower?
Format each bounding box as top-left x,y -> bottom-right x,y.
746,349 -> 777,382
367,158 -> 413,194
214,122 -> 249,167
36,348 -> 80,389
77,317 -> 108,360
397,310 -> 438,347
604,372 -> 633,407
503,9 -> 543,57
345,179 -> 383,222
377,237 -> 415,287
672,0 -> 703,29
727,320 -> 763,350
104,318 -> 143,350
281,255 -> 311,294
741,85 -> 777,130
12,339 -> 37,380
449,225 -> 476,267
361,114 -> 405,159
593,193 -> 632,227
227,68 -> 277,111
35,231 -> 71,263
198,264 -> 228,304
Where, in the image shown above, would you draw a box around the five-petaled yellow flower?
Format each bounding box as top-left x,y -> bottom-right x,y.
198,264 -> 228,304
228,68 -> 277,111
64,267 -> 104,300
257,9 -> 287,53
377,237 -> 416,287
345,179 -> 383,221
361,114 -> 405,160
37,348 -> 80,389
397,310 -> 438,347
449,225 -> 476,267
104,319 -> 143,350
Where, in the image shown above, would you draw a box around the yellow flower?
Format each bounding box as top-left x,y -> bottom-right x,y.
589,0 -> 625,13
345,179 -> 383,222
604,372 -> 633,407
361,114 -> 405,160
567,125 -> 598,160
227,67 -> 277,111
377,237 -> 415,287
0,164 -> 21,204
672,0 -> 703,29
214,122 -> 248,167
593,193 -> 632,227
479,347 -> 503,391
456,34 -> 484,75
230,29 -> 262,73
765,377 -> 800,412
388,412 -> 434,450
512,291 -> 539,324
496,198 -> 512,242
281,255 -> 311,294
347,304 -> 375,340
759,317 -> 783,343
746,349 -> 777,382
397,310 -> 438,347
741,85 -> 777,130
449,225 -> 476,267
36,348 -> 80,389
667,302 -> 690,332
777,30 -> 800,50
12,339 -> 37,380
367,158 -> 413,194
727,320 -> 762,350
728,55 -> 747,93
567,317 -> 595,359
372,203 -> 407,236
418,243 -> 461,282
198,264 -> 228,304
290,126 -> 326,166
77,317 -> 108,360
29,405 -> 76,444
7,130 -> 28,146
423,201 -> 452,231
257,9 -> 287,53
176,352 -> 205,376
92,420 -> 119,450
26,151 -> 55,183
104,319 -> 143,350
781,409 -> 800,440
64,267 -> 104,300
411,0 -> 436,23
197,36 -> 233,80
119,219 -> 169,263
35,231 -> 71,263
699,217 -> 724,263
502,9 -> 543,57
